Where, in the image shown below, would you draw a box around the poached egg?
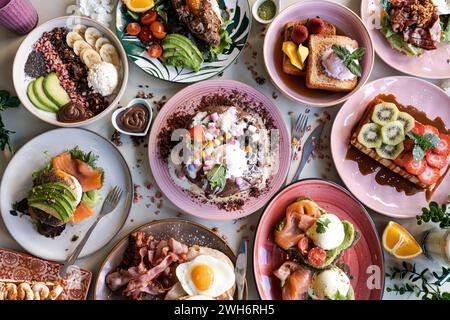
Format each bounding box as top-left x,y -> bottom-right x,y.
306,213 -> 345,250
308,267 -> 352,300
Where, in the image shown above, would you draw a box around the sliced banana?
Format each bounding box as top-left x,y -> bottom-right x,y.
66,31 -> 84,48
73,40 -> 92,56
95,37 -> 110,52
99,44 -> 120,68
73,24 -> 87,36
82,49 -> 102,69
84,27 -> 102,46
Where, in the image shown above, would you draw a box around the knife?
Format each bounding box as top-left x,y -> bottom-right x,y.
290,123 -> 325,183
234,240 -> 248,300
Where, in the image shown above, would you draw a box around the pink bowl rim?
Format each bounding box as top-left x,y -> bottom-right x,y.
360,0 -> 450,80
148,79 -> 290,220
263,0 -> 375,107
252,178 -> 385,300
331,75 -> 450,219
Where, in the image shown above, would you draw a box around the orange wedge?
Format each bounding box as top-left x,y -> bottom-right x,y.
382,221 -> 422,259
125,0 -> 155,12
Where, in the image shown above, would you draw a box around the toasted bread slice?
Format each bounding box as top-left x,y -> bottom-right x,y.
306,35 -> 358,92
282,21 -> 336,76
350,97 -> 445,191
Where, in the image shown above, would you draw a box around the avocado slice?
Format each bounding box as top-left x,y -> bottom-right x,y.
33,76 -> 59,112
28,188 -> 76,211
28,201 -> 71,222
43,72 -> 71,107
27,81 -> 54,112
164,50 -> 201,72
31,182 -> 77,202
163,34 -> 203,62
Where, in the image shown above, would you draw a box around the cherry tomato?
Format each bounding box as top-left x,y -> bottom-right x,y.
307,247 -> 326,268
141,11 -> 157,25
147,43 -> 163,58
139,26 -> 154,43
150,21 -> 166,39
126,22 -> 141,36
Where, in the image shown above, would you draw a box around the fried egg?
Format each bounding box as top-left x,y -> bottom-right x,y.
176,254 -> 235,298
306,213 -> 345,250
308,267 -> 351,300
184,295 -> 215,300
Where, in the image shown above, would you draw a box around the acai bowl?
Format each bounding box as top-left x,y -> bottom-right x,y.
13,16 -> 128,127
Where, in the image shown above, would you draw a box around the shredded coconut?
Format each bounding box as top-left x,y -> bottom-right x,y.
87,62 -> 118,96
78,0 -> 113,26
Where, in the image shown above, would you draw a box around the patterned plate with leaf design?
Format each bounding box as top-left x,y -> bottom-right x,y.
116,0 -> 251,83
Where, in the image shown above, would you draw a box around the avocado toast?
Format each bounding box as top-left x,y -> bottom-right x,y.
14,147 -> 104,238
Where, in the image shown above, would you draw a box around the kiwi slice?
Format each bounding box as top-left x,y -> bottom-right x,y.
381,120 -> 405,145
358,123 -> 382,148
375,142 -> 404,160
372,102 -> 399,126
396,112 -> 415,132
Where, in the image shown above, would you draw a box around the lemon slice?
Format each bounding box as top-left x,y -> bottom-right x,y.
125,0 -> 155,12
382,221 -> 422,259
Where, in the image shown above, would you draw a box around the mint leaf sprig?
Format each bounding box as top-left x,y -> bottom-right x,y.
206,164 -> 226,192
331,45 -> 366,77
316,218 -> 331,234
406,132 -> 440,161
417,201 -> 450,229
0,90 -> 20,152
386,262 -> 450,300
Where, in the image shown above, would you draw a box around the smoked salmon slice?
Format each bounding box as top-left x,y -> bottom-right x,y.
69,202 -> 94,223
52,152 -> 103,191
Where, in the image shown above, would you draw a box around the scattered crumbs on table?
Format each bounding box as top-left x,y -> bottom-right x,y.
260,26 -> 267,37
130,219 -> 134,223
146,182 -> 153,190
154,210 -> 160,215
176,212 -> 183,217
133,184 -> 143,204
236,224 -> 248,233
157,200 -> 163,209
249,225 -> 256,232
217,71 -> 224,77
111,130 -> 123,147
71,235 -> 79,242
146,204 -> 151,208
155,190 -> 162,198
154,95 -> 168,111
65,248 -> 69,251
212,227 -> 219,233
136,90 -> 154,100
272,91 -> 278,99
305,108 -> 310,114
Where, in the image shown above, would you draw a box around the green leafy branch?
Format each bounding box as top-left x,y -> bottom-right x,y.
417,201 -> 450,229
386,262 -> 450,300
0,90 -> 20,152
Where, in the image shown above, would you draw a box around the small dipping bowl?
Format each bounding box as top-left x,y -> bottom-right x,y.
252,0 -> 279,24
112,98 -> 153,137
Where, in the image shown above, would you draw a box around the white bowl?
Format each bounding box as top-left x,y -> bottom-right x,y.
13,16 -> 129,127
111,98 -> 153,137
252,0 -> 279,24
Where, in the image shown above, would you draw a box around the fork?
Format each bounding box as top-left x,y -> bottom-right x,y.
285,113 -> 309,185
59,186 -> 123,276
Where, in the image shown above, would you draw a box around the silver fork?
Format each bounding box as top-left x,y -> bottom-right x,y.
285,113 -> 309,185
59,186 -> 123,276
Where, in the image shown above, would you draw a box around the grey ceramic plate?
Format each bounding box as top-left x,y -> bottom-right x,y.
94,219 -> 248,300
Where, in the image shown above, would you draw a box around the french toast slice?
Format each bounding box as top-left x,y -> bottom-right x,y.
306,35 -> 358,92
350,97 -> 444,191
282,21 -> 336,76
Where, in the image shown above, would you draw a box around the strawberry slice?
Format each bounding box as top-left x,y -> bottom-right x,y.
433,134 -> 450,155
404,154 -> 426,175
188,125 -> 205,144
394,151 -> 411,167
403,139 -> 415,152
423,125 -> 439,136
411,123 -> 425,135
426,153 -> 447,169
418,166 -> 440,185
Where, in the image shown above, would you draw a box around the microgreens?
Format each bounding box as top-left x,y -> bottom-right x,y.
331,45 -> 366,77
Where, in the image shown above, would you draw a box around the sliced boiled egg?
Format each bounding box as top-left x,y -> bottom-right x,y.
306,213 -> 345,250
175,254 -> 235,298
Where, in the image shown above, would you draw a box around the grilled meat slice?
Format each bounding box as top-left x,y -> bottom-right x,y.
171,0 -> 222,47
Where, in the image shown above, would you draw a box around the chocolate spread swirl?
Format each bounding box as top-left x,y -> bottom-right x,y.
117,104 -> 149,133
57,102 -> 89,123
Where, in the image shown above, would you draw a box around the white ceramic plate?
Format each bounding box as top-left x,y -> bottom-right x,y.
12,16 -> 129,127
0,128 -> 133,261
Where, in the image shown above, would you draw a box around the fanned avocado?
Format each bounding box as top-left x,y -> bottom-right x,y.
33,76 -> 59,112
28,200 -> 72,222
43,72 -> 71,107
28,190 -> 76,213
162,34 -> 204,71
31,182 -> 77,202
27,80 -> 54,112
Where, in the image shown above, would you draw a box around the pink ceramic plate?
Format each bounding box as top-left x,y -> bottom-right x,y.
253,179 -> 384,300
148,80 -> 290,220
0,248 -> 92,300
263,0 -> 374,107
331,76 -> 450,218
361,0 -> 450,79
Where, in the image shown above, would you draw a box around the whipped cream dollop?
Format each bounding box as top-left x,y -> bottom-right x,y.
321,45 -> 357,81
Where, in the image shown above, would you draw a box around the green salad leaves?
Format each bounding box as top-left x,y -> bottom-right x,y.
0,90 -> 20,152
